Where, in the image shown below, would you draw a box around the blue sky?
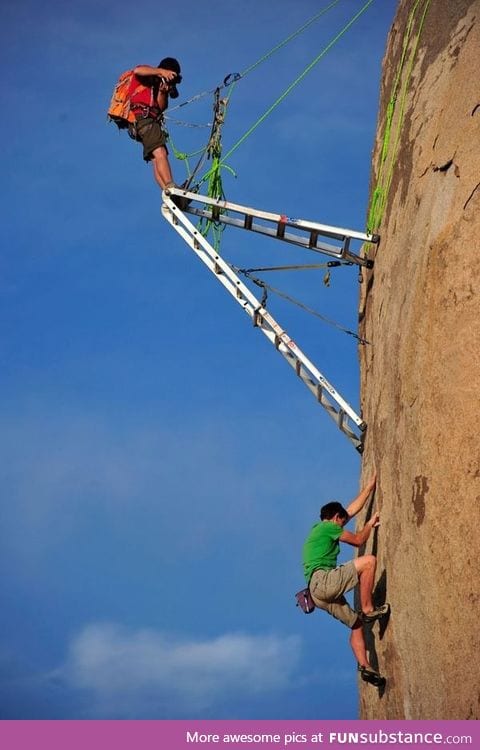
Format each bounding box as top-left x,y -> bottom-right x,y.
1,0 -> 396,719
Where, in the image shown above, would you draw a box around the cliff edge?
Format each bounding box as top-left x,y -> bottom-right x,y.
358,0 -> 480,719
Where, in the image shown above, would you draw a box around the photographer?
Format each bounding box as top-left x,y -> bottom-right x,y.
128,57 -> 183,191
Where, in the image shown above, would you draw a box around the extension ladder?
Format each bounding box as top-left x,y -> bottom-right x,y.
162,188 -> 369,452
165,187 -> 378,267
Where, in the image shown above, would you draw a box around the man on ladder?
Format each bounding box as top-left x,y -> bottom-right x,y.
127,58 -> 189,207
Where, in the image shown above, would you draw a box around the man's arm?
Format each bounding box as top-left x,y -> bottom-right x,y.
133,66 -> 172,112
345,473 -> 376,518
340,512 -> 380,547
156,84 -> 169,112
134,65 -> 177,80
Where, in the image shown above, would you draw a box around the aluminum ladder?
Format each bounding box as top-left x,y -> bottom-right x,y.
162,189 -> 370,452
165,187 -> 378,267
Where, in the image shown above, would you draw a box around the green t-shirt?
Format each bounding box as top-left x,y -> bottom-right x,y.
302,520 -> 343,582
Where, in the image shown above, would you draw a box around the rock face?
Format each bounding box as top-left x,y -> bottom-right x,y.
358,0 -> 480,719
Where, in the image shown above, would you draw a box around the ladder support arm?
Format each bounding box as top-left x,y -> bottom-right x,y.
161,192 -> 367,452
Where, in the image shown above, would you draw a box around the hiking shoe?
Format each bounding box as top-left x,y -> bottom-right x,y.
358,665 -> 386,688
362,603 -> 390,623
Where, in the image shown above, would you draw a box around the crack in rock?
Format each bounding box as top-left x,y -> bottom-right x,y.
464,181 -> 480,211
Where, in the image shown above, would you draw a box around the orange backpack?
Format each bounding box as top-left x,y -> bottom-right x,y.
107,70 -> 147,130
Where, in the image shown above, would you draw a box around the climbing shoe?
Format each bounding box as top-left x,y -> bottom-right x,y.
358,665 -> 386,688
361,603 -> 390,623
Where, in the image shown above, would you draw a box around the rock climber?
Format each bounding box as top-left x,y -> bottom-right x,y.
302,473 -> 389,686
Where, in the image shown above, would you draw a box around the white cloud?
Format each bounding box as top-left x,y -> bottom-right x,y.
60,623 -> 301,717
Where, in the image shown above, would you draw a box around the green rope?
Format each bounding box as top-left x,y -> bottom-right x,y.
171,1 -> 352,204
174,0 -> 371,188
168,0 -> 341,114
178,0 -> 376,251
201,155 -> 227,250
201,80 -> 239,195
220,0 -> 377,165
366,0 -> 431,234
240,0 -> 341,78
169,134 -> 208,177
195,89 -> 239,250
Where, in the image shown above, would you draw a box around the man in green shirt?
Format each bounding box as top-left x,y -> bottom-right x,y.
302,473 -> 389,686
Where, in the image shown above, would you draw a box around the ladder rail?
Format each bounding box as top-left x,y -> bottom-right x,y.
162,194 -> 366,452
182,206 -> 346,259
165,187 -> 378,268
167,188 -> 378,242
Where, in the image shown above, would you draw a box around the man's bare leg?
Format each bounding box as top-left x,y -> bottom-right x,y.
151,145 -> 174,189
351,620 -> 385,685
353,554 -> 376,614
350,620 -> 370,667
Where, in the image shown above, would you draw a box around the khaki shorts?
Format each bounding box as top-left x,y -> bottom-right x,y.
309,561 -> 359,628
133,117 -> 169,162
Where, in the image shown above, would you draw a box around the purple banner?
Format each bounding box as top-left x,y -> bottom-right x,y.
0,720 -> 478,750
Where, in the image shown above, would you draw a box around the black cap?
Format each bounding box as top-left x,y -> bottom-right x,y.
158,57 -> 182,98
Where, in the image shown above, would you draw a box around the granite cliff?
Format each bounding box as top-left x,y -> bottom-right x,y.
357,0 -> 480,719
